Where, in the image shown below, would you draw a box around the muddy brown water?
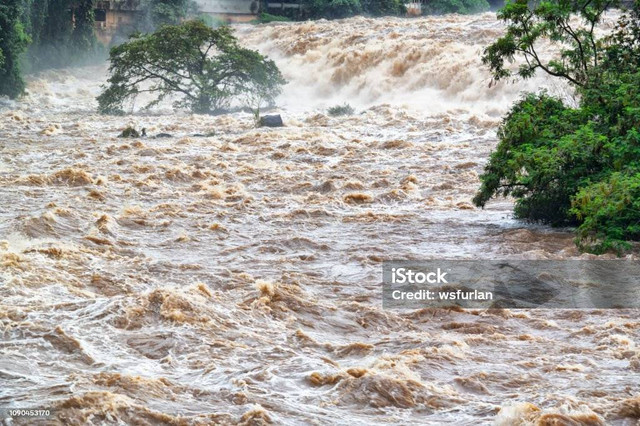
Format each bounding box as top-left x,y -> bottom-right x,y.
0,12 -> 638,426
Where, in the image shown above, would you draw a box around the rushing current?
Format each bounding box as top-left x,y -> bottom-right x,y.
1,12 -> 639,426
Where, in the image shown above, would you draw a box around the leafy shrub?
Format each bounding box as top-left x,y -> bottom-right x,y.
0,0 -> 30,98
146,0 -> 196,27
571,172 -> 640,254
422,0 -> 490,14
308,0 -> 363,19
474,0 -> 640,253
361,0 -> 406,16
475,72 -> 640,252
256,12 -> 291,23
473,93 -> 595,225
197,13 -> 227,27
327,103 -> 355,116
307,0 -> 405,18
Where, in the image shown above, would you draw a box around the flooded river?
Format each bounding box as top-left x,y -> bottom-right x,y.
1,12 -> 638,426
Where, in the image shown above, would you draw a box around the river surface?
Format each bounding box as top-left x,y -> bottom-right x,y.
1,12 -> 638,426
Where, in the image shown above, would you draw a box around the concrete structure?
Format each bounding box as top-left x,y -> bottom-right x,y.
193,0 -> 259,21
94,1 -> 143,45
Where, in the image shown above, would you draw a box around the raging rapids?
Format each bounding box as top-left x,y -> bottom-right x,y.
1,12 -> 639,426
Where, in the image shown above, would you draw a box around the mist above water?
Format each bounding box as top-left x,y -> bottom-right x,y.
236,13 -> 576,114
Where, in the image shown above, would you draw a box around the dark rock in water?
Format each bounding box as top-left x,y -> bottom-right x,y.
193,131 -> 216,137
155,133 -> 173,138
259,115 -> 284,127
316,180 -> 335,193
137,148 -> 158,156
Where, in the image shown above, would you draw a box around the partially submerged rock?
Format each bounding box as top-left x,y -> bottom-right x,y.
259,114 -> 284,127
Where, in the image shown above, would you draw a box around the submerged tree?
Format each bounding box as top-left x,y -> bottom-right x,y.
97,20 -> 285,115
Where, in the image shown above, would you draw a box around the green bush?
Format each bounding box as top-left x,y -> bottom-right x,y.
474,0 -> 640,253
475,70 -> 640,252
146,0 -> 195,27
474,73 -> 640,253
255,12 -> 291,23
306,0 -> 405,18
571,172 -> 640,253
473,93 -> 595,225
422,0 -> 490,14
327,103 -> 355,116
0,0 -> 30,98
361,0 -> 406,16
197,13 -> 227,27
308,0 -> 363,19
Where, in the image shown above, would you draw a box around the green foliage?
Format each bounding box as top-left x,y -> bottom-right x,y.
0,0 -> 30,98
255,12 -> 292,23
146,0 -> 195,27
1,0 -> 101,96
305,0 -> 407,18
97,20 -> 286,115
361,0 -> 406,16
327,103 -> 355,116
72,0 -> 98,53
197,13 -> 227,27
482,0 -> 615,87
423,0 -> 489,14
20,0 -> 101,71
23,0 -> 73,70
601,4 -> 640,75
475,1 -> 640,253
473,93 -> 601,224
571,172 -> 640,254
308,0 -> 363,19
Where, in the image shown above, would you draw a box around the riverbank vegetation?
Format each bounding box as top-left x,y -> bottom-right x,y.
257,0 -> 489,23
0,0 -> 30,98
0,0 -> 193,99
1,0 -> 497,99
422,0 -> 490,14
97,21 -> 285,116
474,0 -> 640,253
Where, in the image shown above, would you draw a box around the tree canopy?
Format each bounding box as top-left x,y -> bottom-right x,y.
0,0 -> 30,98
97,20 -> 286,115
474,0 -> 640,253
482,0 -> 620,87
21,0 -> 99,71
